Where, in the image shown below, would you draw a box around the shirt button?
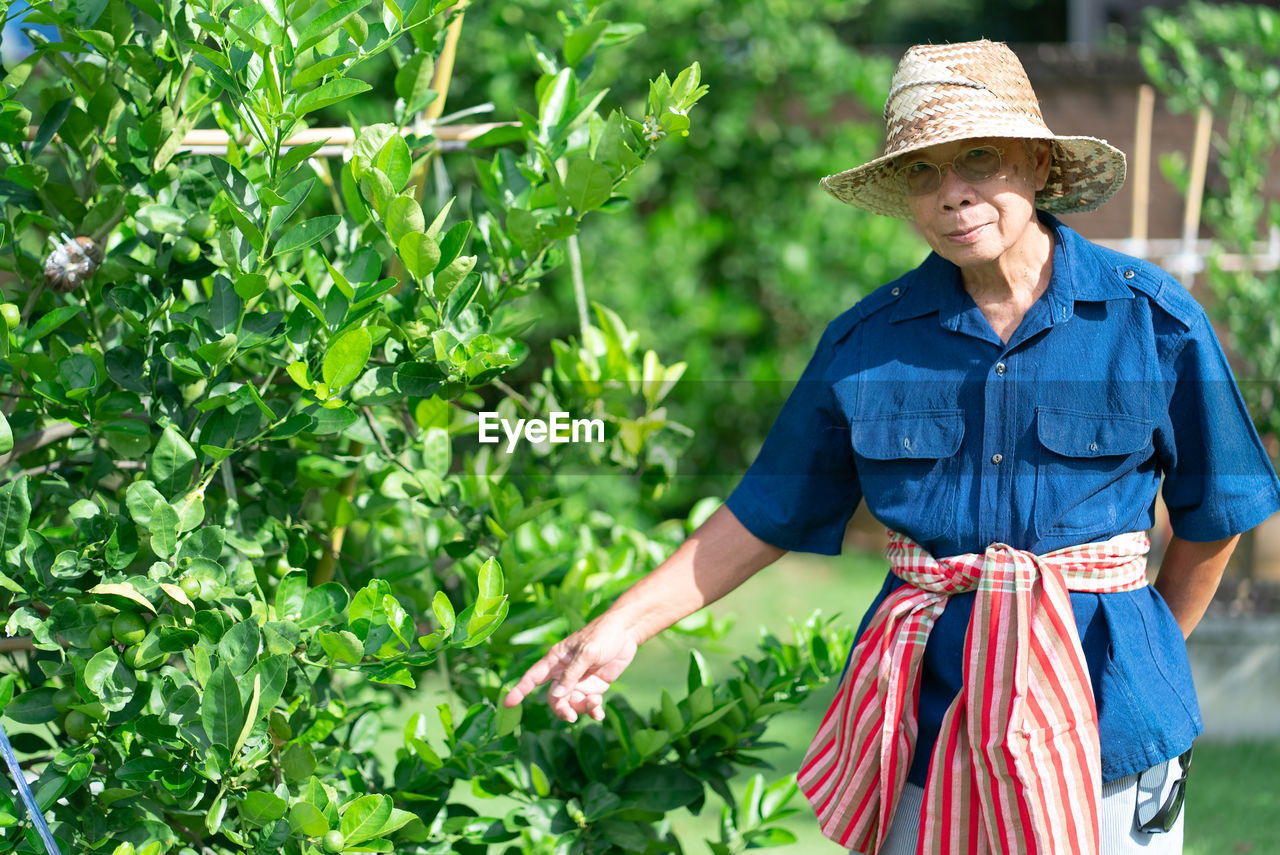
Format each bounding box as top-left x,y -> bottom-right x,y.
891,287 -> 901,296
995,362 -> 1006,375
990,453 -> 1003,465
1123,269 -> 1136,279
1089,441 -> 1099,452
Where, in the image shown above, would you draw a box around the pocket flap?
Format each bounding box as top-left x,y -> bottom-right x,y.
1036,408 -> 1153,458
850,410 -> 964,460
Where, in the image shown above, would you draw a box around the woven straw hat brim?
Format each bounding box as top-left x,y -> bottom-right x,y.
821,133 -> 1127,220
824,39 -> 1127,219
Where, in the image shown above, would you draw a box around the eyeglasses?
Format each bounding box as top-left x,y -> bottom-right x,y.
1136,746 -> 1193,834
894,145 -> 1006,197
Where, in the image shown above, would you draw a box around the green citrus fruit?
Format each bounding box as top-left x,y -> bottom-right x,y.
185,212 -> 215,241
112,611 -> 147,646
322,830 -> 345,853
89,618 -> 115,650
267,555 -> 293,579
63,709 -> 94,741
52,686 -> 80,713
180,575 -> 202,600
0,302 -> 20,330
173,236 -> 201,264
123,642 -> 164,671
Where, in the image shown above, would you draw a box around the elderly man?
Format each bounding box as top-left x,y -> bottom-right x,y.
504,40 -> 1280,854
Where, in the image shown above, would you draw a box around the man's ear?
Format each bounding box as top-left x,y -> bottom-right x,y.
1029,139 -> 1053,191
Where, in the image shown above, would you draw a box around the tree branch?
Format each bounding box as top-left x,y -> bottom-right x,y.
0,420 -> 78,469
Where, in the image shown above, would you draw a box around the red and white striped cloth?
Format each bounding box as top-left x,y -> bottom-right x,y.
799,530 -> 1151,854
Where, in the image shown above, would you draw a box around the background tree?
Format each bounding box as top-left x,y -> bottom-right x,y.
0,1 -> 854,852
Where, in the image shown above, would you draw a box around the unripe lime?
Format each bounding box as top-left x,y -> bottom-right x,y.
267,555 -> 293,579
322,830 -> 344,853
123,642 -> 164,671
52,686 -> 79,713
0,302 -> 19,330
63,709 -> 94,741
180,575 -> 202,600
112,611 -> 147,646
185,213 -> 215,241
173,236 -> 201,264
89,618 -> 115,650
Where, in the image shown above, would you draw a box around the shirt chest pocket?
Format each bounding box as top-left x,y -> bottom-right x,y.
1033,407 -> 1156,539
850,410 -> 964,542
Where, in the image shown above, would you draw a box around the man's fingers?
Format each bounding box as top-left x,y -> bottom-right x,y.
549,642 -> 595,699
503,648 -> 568,706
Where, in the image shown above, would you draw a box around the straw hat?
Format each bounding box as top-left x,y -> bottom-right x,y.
821,40 -> 1126,219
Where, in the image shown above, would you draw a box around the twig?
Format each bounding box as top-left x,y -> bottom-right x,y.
0,420 -> 77,469
492,379 -> 535,413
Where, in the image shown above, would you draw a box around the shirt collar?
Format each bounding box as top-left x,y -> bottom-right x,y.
888,212 -> 1133,329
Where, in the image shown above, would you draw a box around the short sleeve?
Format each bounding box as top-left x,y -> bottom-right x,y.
1158,312 -> 1280,541
724,323 -> 861,554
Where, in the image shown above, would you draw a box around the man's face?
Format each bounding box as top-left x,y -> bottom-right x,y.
903,137 -> 1052,272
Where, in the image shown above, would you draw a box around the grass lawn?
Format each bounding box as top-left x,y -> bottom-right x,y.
613,548 -> 1280,854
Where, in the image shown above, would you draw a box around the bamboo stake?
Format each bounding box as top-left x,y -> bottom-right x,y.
1130,84 -> 1155,254
25,121 -> 515,158
1178,104 -> 1213,288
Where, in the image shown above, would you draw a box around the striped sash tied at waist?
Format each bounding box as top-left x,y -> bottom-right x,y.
798,530 -> 1152,854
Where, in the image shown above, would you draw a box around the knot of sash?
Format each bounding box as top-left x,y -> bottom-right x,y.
798,530 -> 1151,854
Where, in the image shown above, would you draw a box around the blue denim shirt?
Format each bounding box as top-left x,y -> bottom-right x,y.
726,213 -> 1280,786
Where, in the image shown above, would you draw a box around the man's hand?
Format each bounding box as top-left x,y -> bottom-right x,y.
501,505 -> 785,723
502,615 -> 639,722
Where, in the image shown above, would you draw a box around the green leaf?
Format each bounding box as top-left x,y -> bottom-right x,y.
687,649 -> 710,693
211,157 -> 260,214
217,619 -> 261,676
386,194 -> 425,246
538,68 -> 573,137
84,647 -> 136,712
289,801 -> 329,836
495,699 -> 521,737
22,306 -> 83,345
318,628 -> 363,664
296,0 -> 371,52
397,231 -> 440,281
322,327 -> 372,392
273,215 -> 341,256
149,502 -> 180,558
432,254 -> 476,301
201,664 -> 245,749
234,273 -> 268,300
2,687 -> 57,724
295,78 -> 373,117
394,53 -> 437,115
375,134 -> 412,192
340,794 -> 393,845
124,481 -> 166,527
430,591 -> 454,636
565,157 -> 613,213
0,476 -> 31,553
136,203 -> 186,235
275,570 -> 308,621
266,177 -> 316,239
150,425 -> 198,498
564,20 -> 608,67
299,582 -> 350,629
241,791 -> 287,826
477,557 -> 503,599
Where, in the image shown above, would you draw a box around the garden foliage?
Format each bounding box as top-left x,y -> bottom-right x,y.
0,0 -> 851,853
1140,1 -> 1280,452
